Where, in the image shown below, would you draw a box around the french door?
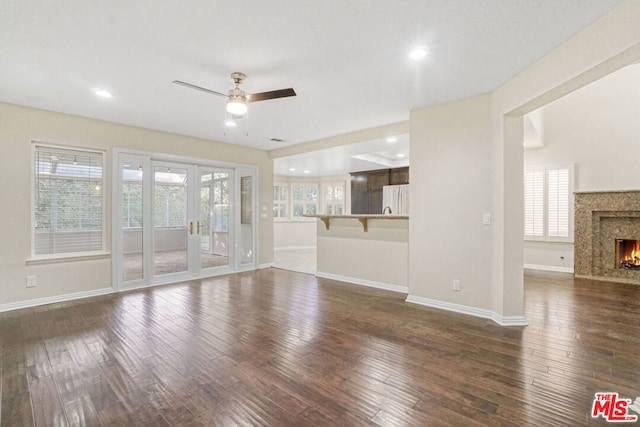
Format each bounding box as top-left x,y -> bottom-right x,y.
113,151 -> 256,290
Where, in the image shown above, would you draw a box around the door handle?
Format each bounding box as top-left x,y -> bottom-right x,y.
197,221 -> 201,234
189,221 -> 193,235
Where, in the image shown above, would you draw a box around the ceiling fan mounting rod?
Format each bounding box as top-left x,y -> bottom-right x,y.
230,72 -> 246,85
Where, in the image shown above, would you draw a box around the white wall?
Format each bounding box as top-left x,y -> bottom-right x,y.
523,63 -> 640,271
526,63 -> 640,191
0,102 -> 274,307
274,222 -> 317,249
524,242 -> 574,272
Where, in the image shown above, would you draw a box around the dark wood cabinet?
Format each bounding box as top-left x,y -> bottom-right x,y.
350,167 -> 408,214
389,167 -> 409,185
350,173 -> 369,214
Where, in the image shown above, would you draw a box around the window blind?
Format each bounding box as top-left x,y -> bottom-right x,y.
323,182 -> 345,215
34,146 -> 104,255
547,167 -> 569,238
273,184 -> 288,219
524,169 -> 544,237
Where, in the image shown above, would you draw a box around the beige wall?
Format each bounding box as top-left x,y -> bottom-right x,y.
0,102 -> 274,306
409,94 -> 493,309
317,219 -> 408,290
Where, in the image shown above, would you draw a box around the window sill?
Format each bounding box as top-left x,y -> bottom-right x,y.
26,252 -> 111,266
524,238 -> 574,244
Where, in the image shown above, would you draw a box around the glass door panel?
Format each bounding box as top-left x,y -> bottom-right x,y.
199,170 -> 231,270
120,158 -> 145,283
153,164 -> 190,277
239,171 -> 255,266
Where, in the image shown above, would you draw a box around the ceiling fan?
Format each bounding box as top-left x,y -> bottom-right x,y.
173,72 -> 296,117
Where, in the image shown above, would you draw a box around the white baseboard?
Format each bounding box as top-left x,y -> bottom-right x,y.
405,294 -> 528,327
524,263 -> 574,273
274,246 -> 317,251
315,271 -> 408,294
0,287 -> 113,313
259,262 -> 275,269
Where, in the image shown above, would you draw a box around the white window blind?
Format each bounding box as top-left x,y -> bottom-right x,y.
323,182 -> 345,215
547,168 -> 569,238
524,169 -> 544,238
273,184 -> 289,219
34,146 -> 104,255
524,165 -> 572,241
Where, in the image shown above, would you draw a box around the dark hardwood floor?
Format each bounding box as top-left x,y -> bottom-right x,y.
1,269 -> 639,426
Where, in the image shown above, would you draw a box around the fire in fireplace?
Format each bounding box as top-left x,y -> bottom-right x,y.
615,239 -> 640,269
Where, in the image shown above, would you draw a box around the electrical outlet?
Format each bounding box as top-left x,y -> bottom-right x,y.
26,275 -> 37,288
453,279 -> 461,291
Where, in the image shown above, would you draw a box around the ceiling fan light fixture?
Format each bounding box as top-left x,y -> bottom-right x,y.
409,46 -> 428,60
226,96 -> 247,115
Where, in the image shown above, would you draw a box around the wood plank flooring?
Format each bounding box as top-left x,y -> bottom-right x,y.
1,269 -> 639,426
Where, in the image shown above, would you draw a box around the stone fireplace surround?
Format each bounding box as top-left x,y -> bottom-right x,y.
574,190 -> 640,284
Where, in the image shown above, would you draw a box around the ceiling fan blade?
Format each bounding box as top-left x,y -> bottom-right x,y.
172,80 -> 227,98
248,88 -> 296,103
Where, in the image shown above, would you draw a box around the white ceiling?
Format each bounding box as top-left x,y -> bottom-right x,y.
274,134 -> 409,177
0,0 -> 623,151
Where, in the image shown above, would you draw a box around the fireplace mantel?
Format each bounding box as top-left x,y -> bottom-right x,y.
574,190 -> 640,284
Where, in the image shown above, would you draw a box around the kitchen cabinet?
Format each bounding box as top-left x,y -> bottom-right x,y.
350,167 -> 408,214
389,167 -> 409,185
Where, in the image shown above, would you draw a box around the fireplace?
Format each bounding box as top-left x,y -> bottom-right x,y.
616,239 -> 640,270
574,190 -> 640,284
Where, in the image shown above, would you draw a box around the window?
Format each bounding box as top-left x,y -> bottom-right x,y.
524,164 -> 572,241
323,182 -> 345,215
273,183 -> 289,219
292,183 -> 318,218
34,145 -> 105,256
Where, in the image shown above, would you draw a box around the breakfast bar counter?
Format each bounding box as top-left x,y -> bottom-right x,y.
305,215 -> 409,293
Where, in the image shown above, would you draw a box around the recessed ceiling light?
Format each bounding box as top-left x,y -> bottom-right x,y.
397,154 -> 405,158
409,47 -> 428,60
303,170 -> 310,174
93,88 -> 112,98
386,137 -> 398,143
289,168 -> 296,172
225,120 -> 237,127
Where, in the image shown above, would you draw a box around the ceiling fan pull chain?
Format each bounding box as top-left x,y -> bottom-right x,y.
245,109 -> 249,137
